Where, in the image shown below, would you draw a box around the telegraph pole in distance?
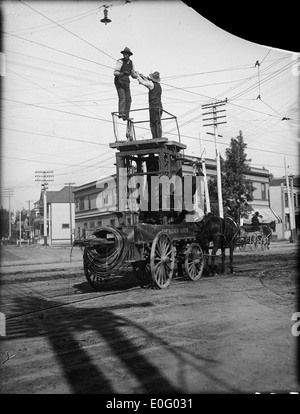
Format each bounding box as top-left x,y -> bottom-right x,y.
35,171 -> 54,246
202,100 -> 227,218
64,182 -> 75,245
4,188 -> 14,243
26,200 -> 33,242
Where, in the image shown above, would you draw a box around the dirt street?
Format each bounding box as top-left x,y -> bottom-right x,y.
0,242 -> 299,394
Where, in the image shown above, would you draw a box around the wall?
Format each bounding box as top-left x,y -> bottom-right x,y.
50,203 -> 75,244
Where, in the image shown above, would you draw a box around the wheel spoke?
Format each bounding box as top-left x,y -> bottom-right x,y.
150,231 -> 174,288
184,243 -> 203,281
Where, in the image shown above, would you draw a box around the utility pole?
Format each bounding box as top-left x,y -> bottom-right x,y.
284,158 -> 296,243
64,182 -> 75,245
202,100 -> 227,218
26,200 -> 33,242
35,171 -> 54,246
4,188 -> 14,243
199,134 -> 210,213
289,172 -> 296,242
19,210 -> 22,242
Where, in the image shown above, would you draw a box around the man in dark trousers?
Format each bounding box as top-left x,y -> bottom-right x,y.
136,71 -> 163,138
251,211 -> 261,231
113,47 -> 137,120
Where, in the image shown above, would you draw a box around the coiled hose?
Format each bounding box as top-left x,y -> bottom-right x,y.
83,226 -> 130,281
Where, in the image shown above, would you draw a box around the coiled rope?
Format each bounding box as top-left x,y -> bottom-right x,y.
83,226 -> 130,281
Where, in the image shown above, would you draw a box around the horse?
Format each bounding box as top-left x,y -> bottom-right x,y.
261,221 -> 275,249
195,213 -> 240,276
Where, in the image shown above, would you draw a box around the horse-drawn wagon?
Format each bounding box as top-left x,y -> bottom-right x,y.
73,107 -> 244,287
75,221 -> 205,290
236,223 -> 273,252
73,109 -> 209,289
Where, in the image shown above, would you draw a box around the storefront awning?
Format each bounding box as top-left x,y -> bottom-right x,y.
244,206 -> 282,224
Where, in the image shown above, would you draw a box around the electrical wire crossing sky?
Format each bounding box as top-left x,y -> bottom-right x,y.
1,0 -> 299,212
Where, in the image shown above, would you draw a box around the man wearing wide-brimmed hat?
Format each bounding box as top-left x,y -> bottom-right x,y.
136,71 -> 163,138
251,211 -> 261,231
113,47 -> 137,120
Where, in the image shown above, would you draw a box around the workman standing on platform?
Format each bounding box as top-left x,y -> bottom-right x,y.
136,71 -> 163,138
113,47 -> 137,120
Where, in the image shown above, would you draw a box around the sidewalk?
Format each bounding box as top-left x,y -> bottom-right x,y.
1,239 -> 297,268
0,244 -> 84,268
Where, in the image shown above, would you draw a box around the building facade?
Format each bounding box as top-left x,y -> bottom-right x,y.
74,176 -> 118,239
269,176 -> 300,240
204,160 -> 280,225
33,186 -> 76,245
73,158 -> 281,239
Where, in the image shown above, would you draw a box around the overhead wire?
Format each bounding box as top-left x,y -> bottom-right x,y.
10,5 -> 100,36
4,7 -> 298,181
18,0 -> 116,62
8,69 -> 115,130
3,97 -> 113,124
3,32 -> 115,70
2,127 -> 109,147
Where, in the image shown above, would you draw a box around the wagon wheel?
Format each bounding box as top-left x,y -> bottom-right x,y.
249,234 -> 258,251
184,243 -> 204,281
150,231 -> 175,289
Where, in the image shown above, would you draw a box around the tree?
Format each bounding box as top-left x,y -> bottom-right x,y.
0,207 -> 10,238
208,131 -> 255,221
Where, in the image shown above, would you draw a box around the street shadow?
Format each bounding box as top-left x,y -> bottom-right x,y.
73,272 -> 142,294
3,293 -> 241,393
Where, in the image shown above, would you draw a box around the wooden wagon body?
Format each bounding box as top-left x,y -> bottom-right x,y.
73,109 -> 206,289
74,221 -> 204,289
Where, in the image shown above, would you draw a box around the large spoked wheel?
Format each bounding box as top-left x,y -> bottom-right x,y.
184,243 -> 204,281
150,231 -> 175,289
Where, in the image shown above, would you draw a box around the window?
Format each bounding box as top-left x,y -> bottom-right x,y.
62,223 -> 69,229
284,193 -> 288,208
252,182 -> 261,199
89,221 -> 95,229
97,220 -> 102,226
285,214 -> 290,230
79,197 -> 85,211
110,219 -> 116,227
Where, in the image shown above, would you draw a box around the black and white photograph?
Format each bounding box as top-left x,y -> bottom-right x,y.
0,0 -> 299,396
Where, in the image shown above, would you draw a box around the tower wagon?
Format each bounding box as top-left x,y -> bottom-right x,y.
74,109 -> 206,289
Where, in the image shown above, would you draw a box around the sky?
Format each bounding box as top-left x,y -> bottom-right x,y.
1,0 -> 299,212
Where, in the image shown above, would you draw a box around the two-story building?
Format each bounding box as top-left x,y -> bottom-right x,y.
33,186 -> 76,245
74,175 -> 118,239
269,176 -> 300,240
203,159 -> 280,225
